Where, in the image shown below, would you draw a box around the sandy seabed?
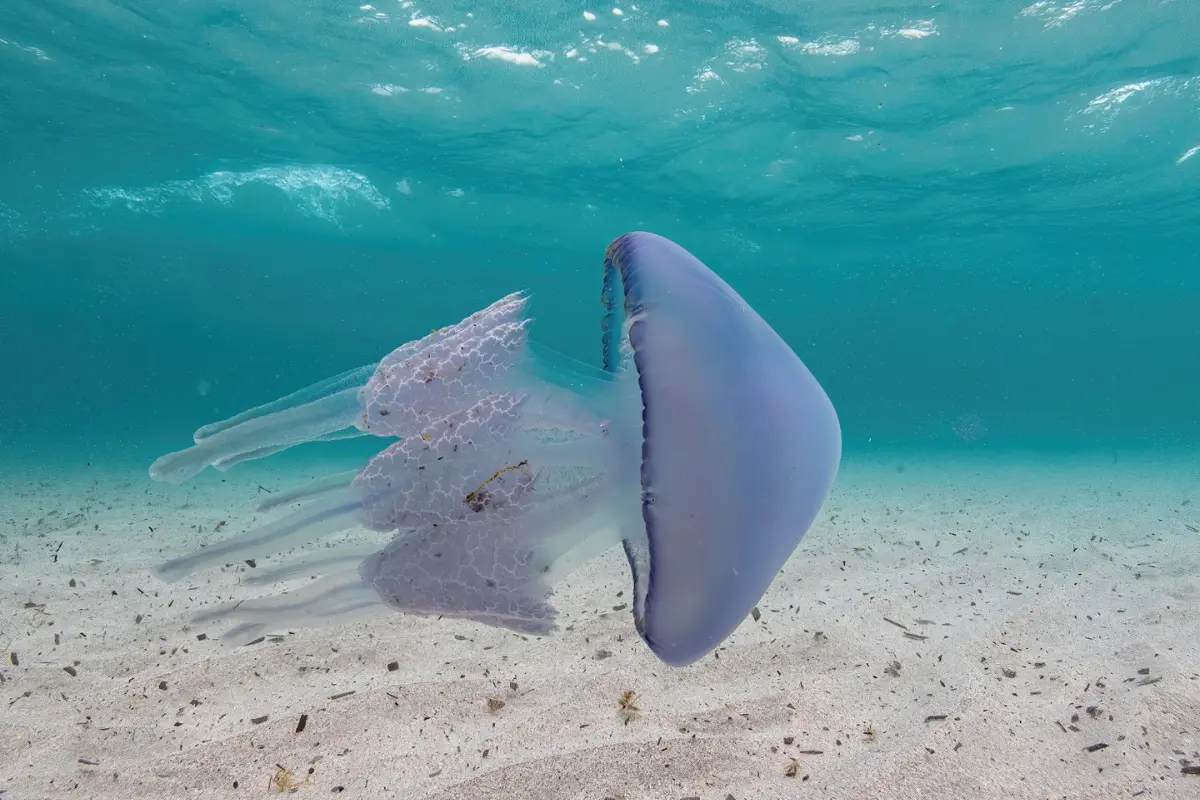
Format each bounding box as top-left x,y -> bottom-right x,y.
1,452 -> 1198,799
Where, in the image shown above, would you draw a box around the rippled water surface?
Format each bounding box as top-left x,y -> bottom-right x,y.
1,0 -> 1197,454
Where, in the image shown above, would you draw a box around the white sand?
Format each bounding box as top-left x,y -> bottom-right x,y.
2,452 -> 1198,799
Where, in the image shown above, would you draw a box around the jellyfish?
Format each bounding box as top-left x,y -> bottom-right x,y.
150,232 -> 841,667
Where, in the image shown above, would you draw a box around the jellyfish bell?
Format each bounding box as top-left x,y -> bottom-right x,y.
150,232 -> 841,667
601,232 -> 841,665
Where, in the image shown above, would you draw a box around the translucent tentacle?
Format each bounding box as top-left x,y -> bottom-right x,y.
156,489 -> 364,582
193,364 -> 375,442
257,470 -> 358,512
149,387 -> 365,484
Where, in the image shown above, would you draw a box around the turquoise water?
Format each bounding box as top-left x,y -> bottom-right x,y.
4,5 -> 1200,796
2,0 -> 1197,463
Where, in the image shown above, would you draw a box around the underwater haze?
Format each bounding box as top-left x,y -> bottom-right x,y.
3,3 -> 1200,799
2,0 -> 1198,459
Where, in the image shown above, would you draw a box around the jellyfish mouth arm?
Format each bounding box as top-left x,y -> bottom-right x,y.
155,488 -> 365,582
149,385 -> 367,484
257,469 -> 358,512
509,433 -> 611,469
192,364 -> 375,442
152,288 -> 663,647
209,428 -> 366,474
149,292 -> 536,485
356,292 -> 534,437
242,543 -> 381,586
194,570 -> 387,647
